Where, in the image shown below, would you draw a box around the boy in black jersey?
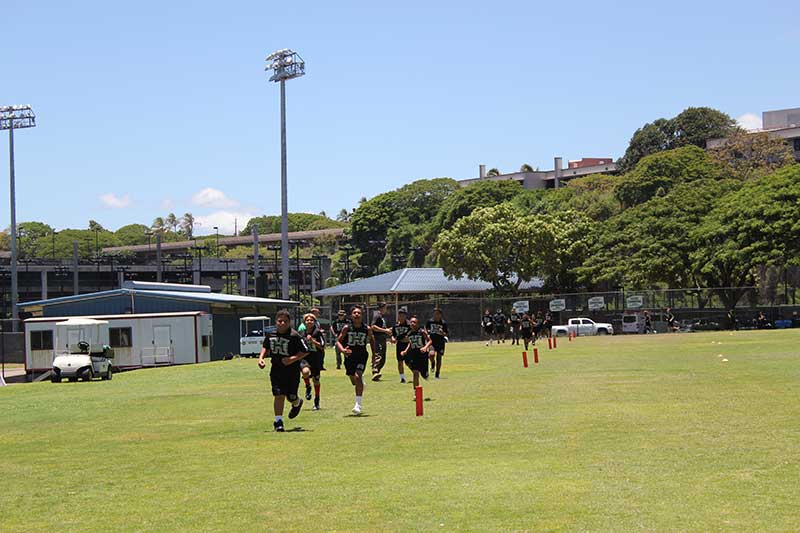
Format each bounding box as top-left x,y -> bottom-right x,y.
331,309 -> 351,369
426,308 -> 449,379
370,302 -> 392,381
257,309 -> 309,432
336,306 -> 375,415
299,313 -> 325,410
493,309 -> 507,343
391,307 -> 411,383
509,311 -> 520,345
482,309 -> 494,346
519,313 -> 534,351
400,315 -> 432,391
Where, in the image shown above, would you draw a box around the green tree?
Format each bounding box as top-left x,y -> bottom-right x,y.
430,180 -> 523,238
486,168 -> 501,177
242,213 -> 345,236
690,164 -> 800,308
520,164 -> 534,172
180,213 -> 195,239
615,145 -> 721,208
165,213 -> 178,233
151,217 -> 165,233
671,107 -> 736,149
709,129 -> 796,181
115,224 -> 152,246
618,118 -> 673,173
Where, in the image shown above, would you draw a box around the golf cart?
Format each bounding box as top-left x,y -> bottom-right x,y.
51,318 -> 115,382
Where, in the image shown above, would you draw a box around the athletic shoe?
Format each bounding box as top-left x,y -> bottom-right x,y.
421,368 -> 429,380
485,342 -> 489,347
371,372 -> 382,382
288,399 -> 303,419
273,419 -> 285,432
313,397 -> 320,411
305,384 -> 312,400
400,377 -> 406,383
352,404 -> 362,415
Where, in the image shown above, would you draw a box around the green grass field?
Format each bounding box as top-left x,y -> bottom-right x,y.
2,330 -> 799,531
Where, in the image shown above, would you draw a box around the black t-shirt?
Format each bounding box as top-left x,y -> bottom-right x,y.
493,313 -> 506,328
392,321 -> 411,347
341,323 -> 370,357
426,320 -> 448,344
303,325 -> 325,353
405,329 -> 428,353
520,318 -> 532,330
262,329 -> 308,367
482,315 -> 493,328
372,312 -> 388,338
509,313 -> 520,326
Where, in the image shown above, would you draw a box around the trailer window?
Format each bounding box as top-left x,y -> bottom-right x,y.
202,335 -> 213,348
109,327 -> 132,348
30,330 -> 54,350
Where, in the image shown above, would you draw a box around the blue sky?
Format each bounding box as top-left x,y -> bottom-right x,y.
2,0 -> 798,235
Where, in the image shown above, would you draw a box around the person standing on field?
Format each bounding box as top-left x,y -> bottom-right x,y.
331,309 -> 351,370
400,315 -> 432,393
391,307 -> 411,383
370,302 -> 392,381
425,308 -> 449,379
482,309 -> 494,346
258,309 -> 309,432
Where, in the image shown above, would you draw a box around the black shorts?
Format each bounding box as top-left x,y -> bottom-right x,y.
300,351 -> 323,377
521,328 -> 532,340
344,352 -> 368,376
404,350 -> 428,373
396,344 -> 409,361
270,364 -> 300,399
431,341 -> 445,356
495,327 -> 506,335
483,326 -> 494,335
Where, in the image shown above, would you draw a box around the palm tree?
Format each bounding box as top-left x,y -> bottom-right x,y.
486,168 -> 501,177
180,213 -> 195,239
165,213 -> 178,234
520,164 -> 534,172
151,217 -> 165,232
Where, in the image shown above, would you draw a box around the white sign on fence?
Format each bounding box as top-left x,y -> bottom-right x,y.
512,300 -> 529,313
549,299 -> 566,312
626,295 -> 644,309
587,296 -> 605,310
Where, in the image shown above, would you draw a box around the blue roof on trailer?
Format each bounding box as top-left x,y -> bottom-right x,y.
312,268 -> 543,297
19,286 -> 296,309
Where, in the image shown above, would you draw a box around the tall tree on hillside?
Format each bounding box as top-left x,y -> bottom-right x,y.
180,213 -> 195,239
336,208 -> 351,223
151,217 -> 165,233
709,130 -> 795,181
165,213 -> 178,233
88,220 -> 105,232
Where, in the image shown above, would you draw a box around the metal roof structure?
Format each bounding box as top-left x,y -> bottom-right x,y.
19,282 -> 296,310
312,268 -> 543,298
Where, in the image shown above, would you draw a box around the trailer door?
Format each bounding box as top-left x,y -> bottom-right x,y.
153,325 -> 172,364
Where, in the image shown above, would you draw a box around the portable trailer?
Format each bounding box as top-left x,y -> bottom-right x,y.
24,312 -> 213,374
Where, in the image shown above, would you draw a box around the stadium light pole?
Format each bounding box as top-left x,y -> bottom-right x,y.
1,105 -> 36,332
265,49 -> 305,301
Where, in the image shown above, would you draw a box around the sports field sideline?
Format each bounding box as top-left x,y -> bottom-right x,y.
1,330 -> 798,531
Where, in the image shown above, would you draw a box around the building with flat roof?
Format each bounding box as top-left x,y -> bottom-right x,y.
458,156 -> 618,190
707,107 -> 800,162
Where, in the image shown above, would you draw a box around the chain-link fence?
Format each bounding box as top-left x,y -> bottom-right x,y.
326,286 -> 800,341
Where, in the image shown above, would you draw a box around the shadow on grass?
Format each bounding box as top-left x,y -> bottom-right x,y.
343,414 -> 374,418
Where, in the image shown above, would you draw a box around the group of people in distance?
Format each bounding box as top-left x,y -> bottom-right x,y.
481,308 -> 553,350
258,303 -> 449,432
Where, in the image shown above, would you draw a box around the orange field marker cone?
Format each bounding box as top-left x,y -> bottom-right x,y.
553,336 -> 558,349
547,337 -> 553,350
415,386 -> 423,416
533,347 -> 539,364
522,351 -> 529,367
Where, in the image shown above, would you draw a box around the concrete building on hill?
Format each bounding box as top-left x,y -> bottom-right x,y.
707,107 -> 800,162
458,156 -> 618,190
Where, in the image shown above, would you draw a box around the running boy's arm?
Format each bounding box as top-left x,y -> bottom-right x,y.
421,330 -> 433,353
282,335 -> 309,366
257,341 -> 270,369
335,325 -> 350,353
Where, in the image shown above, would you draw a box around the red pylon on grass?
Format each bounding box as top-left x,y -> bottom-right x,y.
522,351 -> 529,367
415,386 -> 423,416
533,347 -> 539,364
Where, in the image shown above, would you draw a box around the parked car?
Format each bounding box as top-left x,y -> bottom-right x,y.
552,318 -> 614,337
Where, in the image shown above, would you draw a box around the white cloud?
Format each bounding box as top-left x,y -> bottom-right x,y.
100,193 -> 131,208
191,187 -> 240,209
194,211 -> 255,236
161,198 -> 174,210
736,113 -> 762,131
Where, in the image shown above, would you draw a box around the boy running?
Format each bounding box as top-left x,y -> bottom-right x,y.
493,309 -> 507,343
509,311 -> 520,345
520,313 -> 534,351
299,313 -> 325,410
482,309 -> 494,346
425,308 -> 449,379
257,309 -> 309,432
400,315 -> 432,393
391,307 -> 412,383
370,302 -> 392,381
336,306 -> 375,415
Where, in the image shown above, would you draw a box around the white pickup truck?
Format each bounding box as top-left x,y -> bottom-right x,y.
552,318 -> 613,337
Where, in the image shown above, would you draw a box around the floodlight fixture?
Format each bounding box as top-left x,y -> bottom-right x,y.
1,104 -> 36,331
265,48 -> 305,300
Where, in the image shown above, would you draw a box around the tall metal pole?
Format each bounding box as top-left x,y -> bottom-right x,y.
280,80 -> 290,300
9,122 -> 18,331
252,227 -> 260,296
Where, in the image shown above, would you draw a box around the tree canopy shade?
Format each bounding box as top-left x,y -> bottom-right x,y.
615,145 -> 722,208
433,203 -> 592,292
241,213 -> 345,236
618,107 -> 737,172
689,164 -> 800,307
